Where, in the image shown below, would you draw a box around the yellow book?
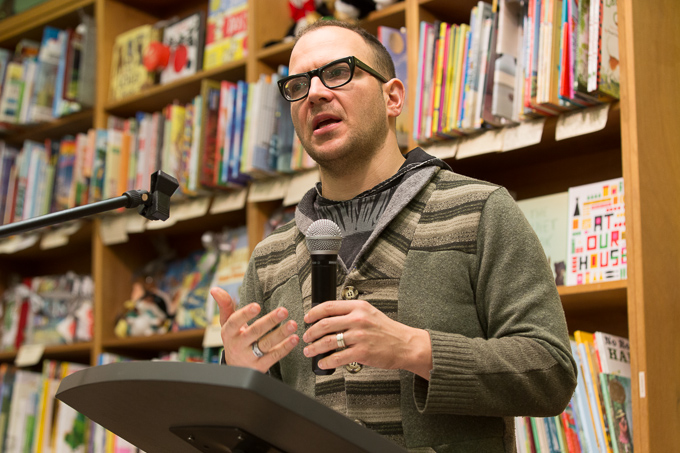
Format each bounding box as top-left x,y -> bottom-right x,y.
109,25 -> 159,102
430,22 -> 449,137
447,24 -> 468,134
442,24 -> 458,133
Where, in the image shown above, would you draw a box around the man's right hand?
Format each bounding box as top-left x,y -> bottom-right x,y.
210,287 -> 299,373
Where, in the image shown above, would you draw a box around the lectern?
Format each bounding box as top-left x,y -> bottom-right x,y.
56,361 -> 408,453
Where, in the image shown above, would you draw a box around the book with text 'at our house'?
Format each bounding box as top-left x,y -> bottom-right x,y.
567,177 -> 626,286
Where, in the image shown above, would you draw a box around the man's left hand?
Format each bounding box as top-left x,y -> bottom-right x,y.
302,300 -> 433,380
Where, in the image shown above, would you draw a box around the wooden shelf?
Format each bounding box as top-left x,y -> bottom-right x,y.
559,280 -> 628,311
0,109 -> 94,145
105,60 -> 247,118
0,341 -> 93,364
102,329 -> 205,353
440,103 -> 622,200
0,0 -> 95,48
359,1 -> 407,35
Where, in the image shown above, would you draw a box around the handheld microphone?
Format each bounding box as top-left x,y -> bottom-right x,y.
305,219 -> 343,376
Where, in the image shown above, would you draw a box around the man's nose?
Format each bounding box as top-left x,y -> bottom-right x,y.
307,75 -> 333,103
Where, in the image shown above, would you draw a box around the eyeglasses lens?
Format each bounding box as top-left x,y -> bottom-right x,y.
283,61 -> 353,101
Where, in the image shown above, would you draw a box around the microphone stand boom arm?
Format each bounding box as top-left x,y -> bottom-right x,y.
0,171 -> 179,239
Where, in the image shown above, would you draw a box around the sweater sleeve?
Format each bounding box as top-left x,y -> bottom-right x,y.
413,188 -> 577,417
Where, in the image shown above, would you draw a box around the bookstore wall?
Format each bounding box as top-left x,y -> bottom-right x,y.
0,0 -> 678,451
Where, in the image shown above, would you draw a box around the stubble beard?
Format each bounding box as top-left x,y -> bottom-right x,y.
294,92 -> 390,178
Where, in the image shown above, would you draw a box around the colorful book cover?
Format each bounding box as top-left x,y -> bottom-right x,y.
560,400 -> 583,453
576,0 -> 591,93
599,374 -> 634,453
174,248 -> 220,330
230,80 -> 248,183
492,0 -> 521,122
160,11 -> 205,84
205,225 -> 249,326
90,129 -> 107,202
198,79 -> 221,189
29,26 -> 63,123
4,369 -> 41,453
587,0 -> 602,93
0,62 -> 24,123
594,331 -> 631,377
216,79 -> 237,185
52,28 -> 73,118
109,24 -> 159,101
53,138 -> 77,212
51,363 -> 89,453
597,0 -> 619,98
516,192 -> 569,285
378,25 -> 408,148
575,330 -> 613,453
567,177 -> 626,286
203,0 -> 248,70
0,144 -> 18,222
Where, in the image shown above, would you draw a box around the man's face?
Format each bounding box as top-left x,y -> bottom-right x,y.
288,26 -> 390,175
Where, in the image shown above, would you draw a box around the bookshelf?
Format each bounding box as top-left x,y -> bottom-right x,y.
0,0 -> 677,451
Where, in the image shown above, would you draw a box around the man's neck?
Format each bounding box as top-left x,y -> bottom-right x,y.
318,146 -> 405,201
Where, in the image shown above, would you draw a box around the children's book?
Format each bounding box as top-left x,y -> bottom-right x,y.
109,24 -> 160,101
0,62 -> 24,123
174,247 -> 220,330
30,26 -> 65,123
160,12 -> 205,84
567,177 -> 626,286
599,373 -> 634,453
594,331 -> 631,377
517,192 -> 569,285
204,0 -> 248,70
205,226 -> 249,326
198,79 -> 221,189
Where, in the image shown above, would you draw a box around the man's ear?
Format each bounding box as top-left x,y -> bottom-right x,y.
384,78 -> 405,119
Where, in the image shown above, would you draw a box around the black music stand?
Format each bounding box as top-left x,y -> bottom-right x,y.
56,361 -> 407,453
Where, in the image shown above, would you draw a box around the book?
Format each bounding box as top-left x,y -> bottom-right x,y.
575,330 -> 613,453
0,143 -> 18,222
567,177 -> 626,286
596,0 -> 619,98
205,225 -> 249,326
0,62 -> 24,123
599,373 -> 634,453
204,0 -> 248,70
516,192 -> 569,285
198,79 -> 222,189
29,26 -> 65,123
51,362 -> 89,453
109,24 -> 160,101
174,247 -> 220,331
160,11 -> 205,85
594,331 -> 631,377
4,369 -> 41,453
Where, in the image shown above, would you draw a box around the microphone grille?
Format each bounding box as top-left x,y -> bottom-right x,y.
306,219 -> 342,254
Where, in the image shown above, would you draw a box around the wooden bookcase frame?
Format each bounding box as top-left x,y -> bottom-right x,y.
0,0 -> 677,450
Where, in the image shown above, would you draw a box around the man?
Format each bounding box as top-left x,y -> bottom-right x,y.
212,20 -> 577,452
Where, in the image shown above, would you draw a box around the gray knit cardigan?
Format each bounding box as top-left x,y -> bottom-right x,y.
239,165 -> 578,452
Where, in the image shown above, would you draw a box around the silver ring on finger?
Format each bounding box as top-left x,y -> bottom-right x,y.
252,340 -> 265,358
336,332 -> 346,349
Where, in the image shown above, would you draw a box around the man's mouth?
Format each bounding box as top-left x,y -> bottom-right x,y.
312,115 -> 341,131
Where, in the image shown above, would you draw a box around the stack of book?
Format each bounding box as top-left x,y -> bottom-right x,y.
412,0 -> 618,143
0,15 -> 96,128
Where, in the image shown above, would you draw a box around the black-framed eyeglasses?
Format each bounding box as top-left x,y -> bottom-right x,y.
277,56 -> 389,102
